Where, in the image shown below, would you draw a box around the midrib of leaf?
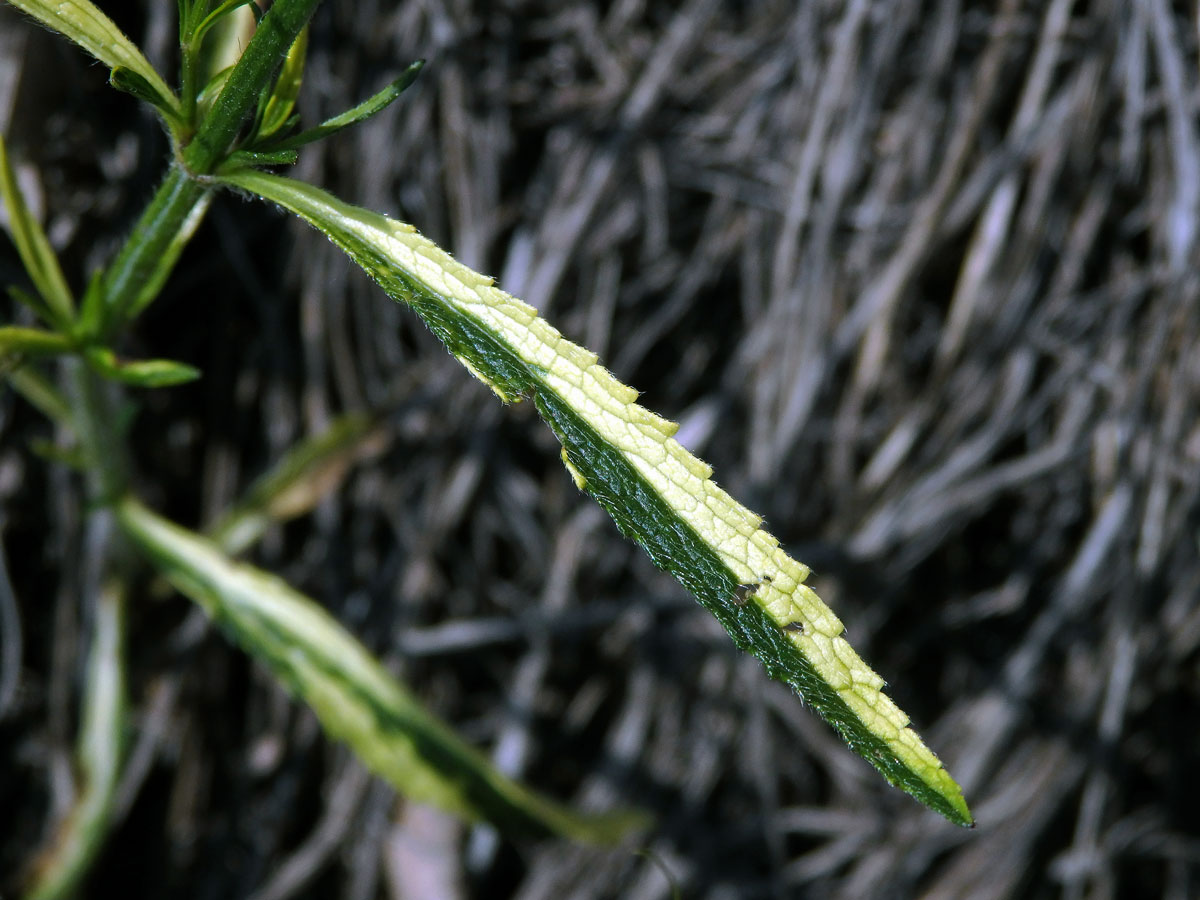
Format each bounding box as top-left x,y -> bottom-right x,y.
220,169 -> 973,827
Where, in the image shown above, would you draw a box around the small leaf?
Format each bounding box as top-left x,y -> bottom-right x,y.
220,170 -> 974,826
5,365 -> 72,425
0,135 -> 74,325
0,325 -> 72,358
211,412 -> 387,555
84,347 -> 201,387
115,496 -> 648,842
5,0 -> 179,119
256,26 -> 308,140
29,437 -> 86,471
259,61 -> 424,151
188,0 -> 256,47
109,67 -> 184,127
74,270 -> 107,341
7,285 -> 55,325
196,65 -> 235,114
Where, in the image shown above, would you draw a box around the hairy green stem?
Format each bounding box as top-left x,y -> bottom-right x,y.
65,358 -> 129,502
94,165 -> 207,340
180,38 -> 199,132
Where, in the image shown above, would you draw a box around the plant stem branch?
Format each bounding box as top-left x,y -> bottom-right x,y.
97,0 -> 323,337
94,165 -> 207,340
66,358 -> 129,503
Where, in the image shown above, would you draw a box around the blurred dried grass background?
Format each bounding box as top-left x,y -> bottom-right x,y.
3,0 -> 1200,897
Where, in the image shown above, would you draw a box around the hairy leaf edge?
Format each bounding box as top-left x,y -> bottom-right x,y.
220,170 -> 973,827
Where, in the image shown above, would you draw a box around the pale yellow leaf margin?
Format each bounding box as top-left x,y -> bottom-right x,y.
222,169 -> 973,826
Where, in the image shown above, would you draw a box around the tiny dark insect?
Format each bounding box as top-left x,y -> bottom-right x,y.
782,621 -> 805,633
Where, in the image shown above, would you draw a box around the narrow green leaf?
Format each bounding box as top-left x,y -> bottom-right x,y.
7,285 -> 53,323
196,65 -> 235,113
0,135 -> 74,325
115,496 -> 648,842
258,61 -> 424,151
109,67 -> 183,127
74,270 -> 105,340
256,25 -> 308,139
84,347 -> 201,388
0,325 -> 72,358
29,437 -> 86,471
221,170 -> 974,826
5,364 -> 72,425
211,412 -> 385,555
5,0 -> 179,119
